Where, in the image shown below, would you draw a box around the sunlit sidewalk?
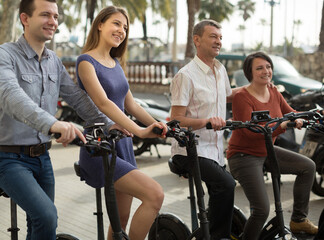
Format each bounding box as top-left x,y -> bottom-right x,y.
1,142 -> 323,239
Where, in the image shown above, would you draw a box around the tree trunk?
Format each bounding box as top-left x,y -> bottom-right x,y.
185,0 -> 198,61
0,0 -> 20,44
88,0 -> 97,24
318,0 -> 324,52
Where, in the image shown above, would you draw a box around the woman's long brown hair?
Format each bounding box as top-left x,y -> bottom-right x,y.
82,6 -> 129,69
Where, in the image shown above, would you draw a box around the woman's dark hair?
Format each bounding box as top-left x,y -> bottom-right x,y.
243,52 -> 274,82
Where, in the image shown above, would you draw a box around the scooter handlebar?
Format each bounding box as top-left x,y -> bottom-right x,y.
53,133 -> 84,146
206,121 -> 232,130
286,121 -> 311,128
153,127 -> 163,135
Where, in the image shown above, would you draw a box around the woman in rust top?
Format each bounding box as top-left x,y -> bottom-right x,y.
227,52 -> 317,239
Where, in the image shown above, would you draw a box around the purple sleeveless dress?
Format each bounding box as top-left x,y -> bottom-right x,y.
76,54 -> 137,188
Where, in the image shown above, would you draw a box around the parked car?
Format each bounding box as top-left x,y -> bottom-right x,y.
228,54 -> 322,95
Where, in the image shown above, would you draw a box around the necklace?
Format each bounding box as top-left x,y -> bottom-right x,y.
91,51 -> 115,68
101,57 -> 115,68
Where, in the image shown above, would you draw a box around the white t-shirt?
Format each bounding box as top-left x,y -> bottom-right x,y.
170,55 -> 232,166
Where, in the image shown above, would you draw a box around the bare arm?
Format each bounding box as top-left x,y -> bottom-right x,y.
124,90 -> 157,126
78,60 -> 165,137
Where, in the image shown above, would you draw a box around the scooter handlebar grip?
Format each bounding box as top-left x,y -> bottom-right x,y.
286,122 -> 296,128
286,121 -> 309,128
53,133 -> 61,139
153,127 -> 163,135
53,133 -> 82,146
206,121 -> 231,129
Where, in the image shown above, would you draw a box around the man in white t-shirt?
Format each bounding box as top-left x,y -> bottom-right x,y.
170,19 -> 240,240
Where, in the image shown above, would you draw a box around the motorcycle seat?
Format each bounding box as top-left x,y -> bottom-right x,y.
168,158 -> 189,178
146,102 -> 170,112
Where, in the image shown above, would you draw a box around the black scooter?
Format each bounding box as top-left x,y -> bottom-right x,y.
56,125 -> 130,240
267,88 -> 324,197
221,110 -> 324,239
148,120 -> 246,240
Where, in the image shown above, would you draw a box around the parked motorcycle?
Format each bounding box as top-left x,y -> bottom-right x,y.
55,98 -> 85,128
126,94 -> 171,158
299,118 -> 324,196
276,87 -> 324,196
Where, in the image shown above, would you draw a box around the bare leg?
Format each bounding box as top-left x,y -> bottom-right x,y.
107,169 -> 164,240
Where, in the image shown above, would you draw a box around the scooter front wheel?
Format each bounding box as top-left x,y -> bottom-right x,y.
56,233 -> 79,240
231,206 -> 247,239
148,213 -> 191,240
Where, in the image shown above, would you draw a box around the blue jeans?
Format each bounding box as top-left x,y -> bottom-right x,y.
0,151 -> 57,240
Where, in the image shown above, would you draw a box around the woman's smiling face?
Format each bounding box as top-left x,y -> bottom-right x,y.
251,57 -> 273,84
98,12 -> 128,48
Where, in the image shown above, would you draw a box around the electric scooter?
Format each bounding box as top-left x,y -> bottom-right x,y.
56,124 -> 130,240
220,110 -> 323,239
148,120 -> 247,240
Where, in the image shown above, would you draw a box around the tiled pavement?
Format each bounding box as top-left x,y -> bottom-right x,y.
1,142 -> 324,239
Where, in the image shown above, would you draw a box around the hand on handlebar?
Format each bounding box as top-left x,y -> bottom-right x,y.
50,121 -> 86,147
281,118 -> 305,130
137,122 -> 167,139
109,124 -> 133,137
207,117 -> 226,131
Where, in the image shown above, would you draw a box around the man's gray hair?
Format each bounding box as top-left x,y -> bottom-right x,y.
193,19 -> 222,37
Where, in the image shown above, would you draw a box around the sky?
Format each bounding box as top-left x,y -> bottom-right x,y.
56,0 -> 323,53
127,0 -> 323,52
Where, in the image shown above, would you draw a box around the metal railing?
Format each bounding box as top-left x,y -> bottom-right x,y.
63,61 -> 183,85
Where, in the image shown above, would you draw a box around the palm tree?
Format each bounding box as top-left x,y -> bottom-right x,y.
237,0 -> 255,22
184,0 -> 234,60
258,18 -> 268,43
292,19 -> 302,47
184,0 -> 200,61
237,24 -> 246,51
318,0 -> 324,52
236,0 -> 255,52
198,0 -> 234,23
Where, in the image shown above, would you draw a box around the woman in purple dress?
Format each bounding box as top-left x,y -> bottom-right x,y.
76,6 -> 166,240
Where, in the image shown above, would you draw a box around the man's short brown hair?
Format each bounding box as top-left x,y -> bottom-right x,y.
19,0 -> 57,17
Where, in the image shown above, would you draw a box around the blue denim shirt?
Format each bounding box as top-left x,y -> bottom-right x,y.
0,35 -> 114,145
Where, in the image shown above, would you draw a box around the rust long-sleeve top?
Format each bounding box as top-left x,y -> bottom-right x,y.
226,86 -> 295,159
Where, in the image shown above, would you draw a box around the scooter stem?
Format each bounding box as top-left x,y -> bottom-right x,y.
264,128 -> 285,237
186,131 -> 210,240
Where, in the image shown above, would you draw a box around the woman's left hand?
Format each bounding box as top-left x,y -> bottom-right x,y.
110,123 -> 133,137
